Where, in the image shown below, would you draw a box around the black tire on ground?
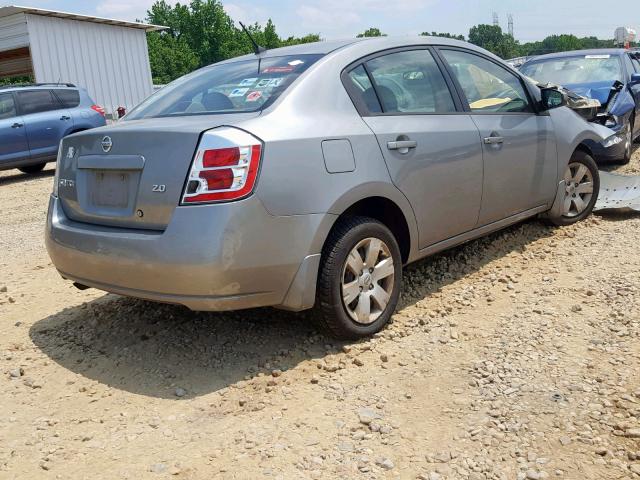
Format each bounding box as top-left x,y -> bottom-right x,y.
622,119 -> 634,164
546,150 -> 600,227
315,216 -> 402,340
18,163 -> 46,174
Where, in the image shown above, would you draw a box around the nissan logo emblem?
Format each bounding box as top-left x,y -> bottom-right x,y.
101,136 -> 113,153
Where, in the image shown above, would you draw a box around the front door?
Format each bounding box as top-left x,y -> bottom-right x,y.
439,48 -> 558,226
0,92 -> 29,165
16,89 -> 70,160
344,48 -> 484,249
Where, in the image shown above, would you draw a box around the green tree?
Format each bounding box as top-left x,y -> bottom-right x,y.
468,24 -> 519,59
146,32 -> 199,84
0,76 -> 32,86
422,31 -> 465,41
357,27 -> 385,38
146,0 -> 323,83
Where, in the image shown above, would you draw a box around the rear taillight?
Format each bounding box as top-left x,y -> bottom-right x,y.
91,105 -> 105,117
182,128 -> 263,204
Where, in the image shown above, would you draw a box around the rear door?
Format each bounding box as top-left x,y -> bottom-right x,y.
438,48 -> 557,226
344,48 -> 484,249
52,88 -> 80,128
16,89 -> 71,160
0,92 -> 29,165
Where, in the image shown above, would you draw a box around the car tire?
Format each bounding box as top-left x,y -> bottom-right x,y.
315,216 -> 402,340
18,163 -> 46,175
622,120 -> 633,164
546,150 -> 600,227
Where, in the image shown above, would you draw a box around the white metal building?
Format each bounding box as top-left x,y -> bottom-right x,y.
0,5 -> 165,115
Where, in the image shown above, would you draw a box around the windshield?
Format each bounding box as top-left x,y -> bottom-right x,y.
126,54 -> 323,120
520,54 -> 623,85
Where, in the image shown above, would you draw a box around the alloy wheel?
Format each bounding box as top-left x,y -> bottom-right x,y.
341,237 -> 395,325
562,161 -> 594,218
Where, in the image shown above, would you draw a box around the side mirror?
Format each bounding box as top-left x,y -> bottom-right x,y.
540,87 -> 567,110
630,73 -> 640,85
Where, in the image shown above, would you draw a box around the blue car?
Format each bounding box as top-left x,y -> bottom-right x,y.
0,84 -> 106,174
521,49 -> 640,163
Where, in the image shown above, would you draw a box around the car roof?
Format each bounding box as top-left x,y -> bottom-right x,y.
216,36 -> 489,65
525,48 -> 628,63
0,84 -> 78,93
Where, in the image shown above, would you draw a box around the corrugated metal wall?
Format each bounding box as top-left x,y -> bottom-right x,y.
0,13 -> 29,53
26,14 -> 154,114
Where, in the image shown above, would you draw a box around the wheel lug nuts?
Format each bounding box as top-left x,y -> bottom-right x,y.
369,268 -> 374,273
369,285 -> 374,290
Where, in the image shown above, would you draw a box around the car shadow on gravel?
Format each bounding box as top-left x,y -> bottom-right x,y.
29,219 -> 555,399
0,167 -> 55,186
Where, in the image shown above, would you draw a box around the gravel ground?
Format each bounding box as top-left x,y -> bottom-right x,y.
1,146 -> 640,480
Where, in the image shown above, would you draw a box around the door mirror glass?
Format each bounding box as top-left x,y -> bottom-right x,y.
631,73 -> 640,85
540,87 -> 567,110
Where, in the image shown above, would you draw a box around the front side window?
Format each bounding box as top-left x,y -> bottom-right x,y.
0,93 -> 16,120
126,54 -> 323,120
17,90 -> 60,115
442,49 -> 532,113
363,50 -> 456,114
520,54 -> 623,85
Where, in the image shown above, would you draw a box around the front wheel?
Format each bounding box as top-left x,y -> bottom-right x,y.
315,217 -> 402,340
18,163 -> 46,174
546,150 -> 600,227
622,120 -> 633,164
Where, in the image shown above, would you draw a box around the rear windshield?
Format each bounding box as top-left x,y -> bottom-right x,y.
126,54 -> 323,120
520,54 -> 623,85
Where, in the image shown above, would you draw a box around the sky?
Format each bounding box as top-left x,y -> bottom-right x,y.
7,0 -> 638,42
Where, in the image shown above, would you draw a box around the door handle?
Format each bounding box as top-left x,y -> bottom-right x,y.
387,140 -> 417,151
60,115 -> 71,121
11,122 -> 23,128
483,136 -> 504,145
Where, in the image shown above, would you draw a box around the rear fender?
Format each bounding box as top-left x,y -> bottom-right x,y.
325,181 -> 420,262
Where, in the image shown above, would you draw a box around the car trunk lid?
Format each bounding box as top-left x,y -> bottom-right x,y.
56,113 -> 259,230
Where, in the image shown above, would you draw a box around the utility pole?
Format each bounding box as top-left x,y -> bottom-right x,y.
508,14 -> 514,37
492,11 -> 499,27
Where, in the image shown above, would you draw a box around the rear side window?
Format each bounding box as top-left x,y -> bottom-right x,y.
353,49 -> 457,114
127,54 -> 323,120
53,89 -> 80,108
442,49 -> 532,113
347,65 -> 382,113
0,93 -> 16,120
17,90 -> 60,115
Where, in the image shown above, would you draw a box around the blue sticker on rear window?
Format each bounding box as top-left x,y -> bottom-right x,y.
229,88 -> 249,97
239,78 -> 257,87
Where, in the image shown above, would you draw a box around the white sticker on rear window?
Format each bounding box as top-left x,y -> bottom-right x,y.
267,78 -> 284,88
229,87 -> 249,97
239,78 -> 258,87
288,60 -> 304,66
256,79 -> 272,88
585,55 -> 611,59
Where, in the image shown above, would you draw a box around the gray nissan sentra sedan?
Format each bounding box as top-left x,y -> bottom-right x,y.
46,37 -> 613,339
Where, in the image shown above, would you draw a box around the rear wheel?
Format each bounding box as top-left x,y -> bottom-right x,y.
18,163 -> 46,174
315,216 -> 402,340
546,150 -> 599,227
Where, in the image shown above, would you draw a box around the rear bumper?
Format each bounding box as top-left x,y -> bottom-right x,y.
46,195 -> 334,311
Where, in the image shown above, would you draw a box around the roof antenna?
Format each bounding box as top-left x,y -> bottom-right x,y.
239,21 -> 266,55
